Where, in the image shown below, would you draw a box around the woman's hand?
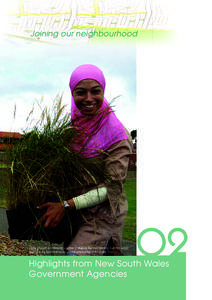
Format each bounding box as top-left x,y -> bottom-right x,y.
35,202 -> 66,229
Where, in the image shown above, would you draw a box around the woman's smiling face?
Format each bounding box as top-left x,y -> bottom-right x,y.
73,79 -> 104,116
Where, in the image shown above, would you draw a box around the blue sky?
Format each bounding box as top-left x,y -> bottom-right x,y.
0,36 -> 136,133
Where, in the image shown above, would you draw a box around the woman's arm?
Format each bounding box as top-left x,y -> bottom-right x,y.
73,186 -> 107,210
103,137 -> 133,215
34,187 -> 108,228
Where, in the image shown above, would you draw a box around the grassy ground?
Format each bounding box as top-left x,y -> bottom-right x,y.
0,164 -> 7,168
122,180 -> 136,242
0,179 -> 136,242
0,186 -> 7,208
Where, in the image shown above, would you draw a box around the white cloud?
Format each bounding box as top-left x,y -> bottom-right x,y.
0,37 -> 136,132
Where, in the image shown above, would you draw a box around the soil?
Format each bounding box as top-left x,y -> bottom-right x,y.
0,232 -> 39,256
0,232 -> 65,256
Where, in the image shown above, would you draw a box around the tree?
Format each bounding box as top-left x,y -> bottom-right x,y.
130,130 -> 137,140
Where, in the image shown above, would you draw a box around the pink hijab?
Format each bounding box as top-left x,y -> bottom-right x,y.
69,64 -> 128,157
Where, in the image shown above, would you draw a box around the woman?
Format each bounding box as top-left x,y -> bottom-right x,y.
36,64 -> 132,256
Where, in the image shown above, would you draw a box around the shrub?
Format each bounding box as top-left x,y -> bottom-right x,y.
6,95 -> 111,210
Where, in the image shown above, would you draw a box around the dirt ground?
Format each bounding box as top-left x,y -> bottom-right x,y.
0,232 -> 65,256
0,232 -> 39,256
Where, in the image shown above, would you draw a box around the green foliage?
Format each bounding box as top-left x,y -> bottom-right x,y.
6,95 -> 111,209
2,95 -> 136,243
